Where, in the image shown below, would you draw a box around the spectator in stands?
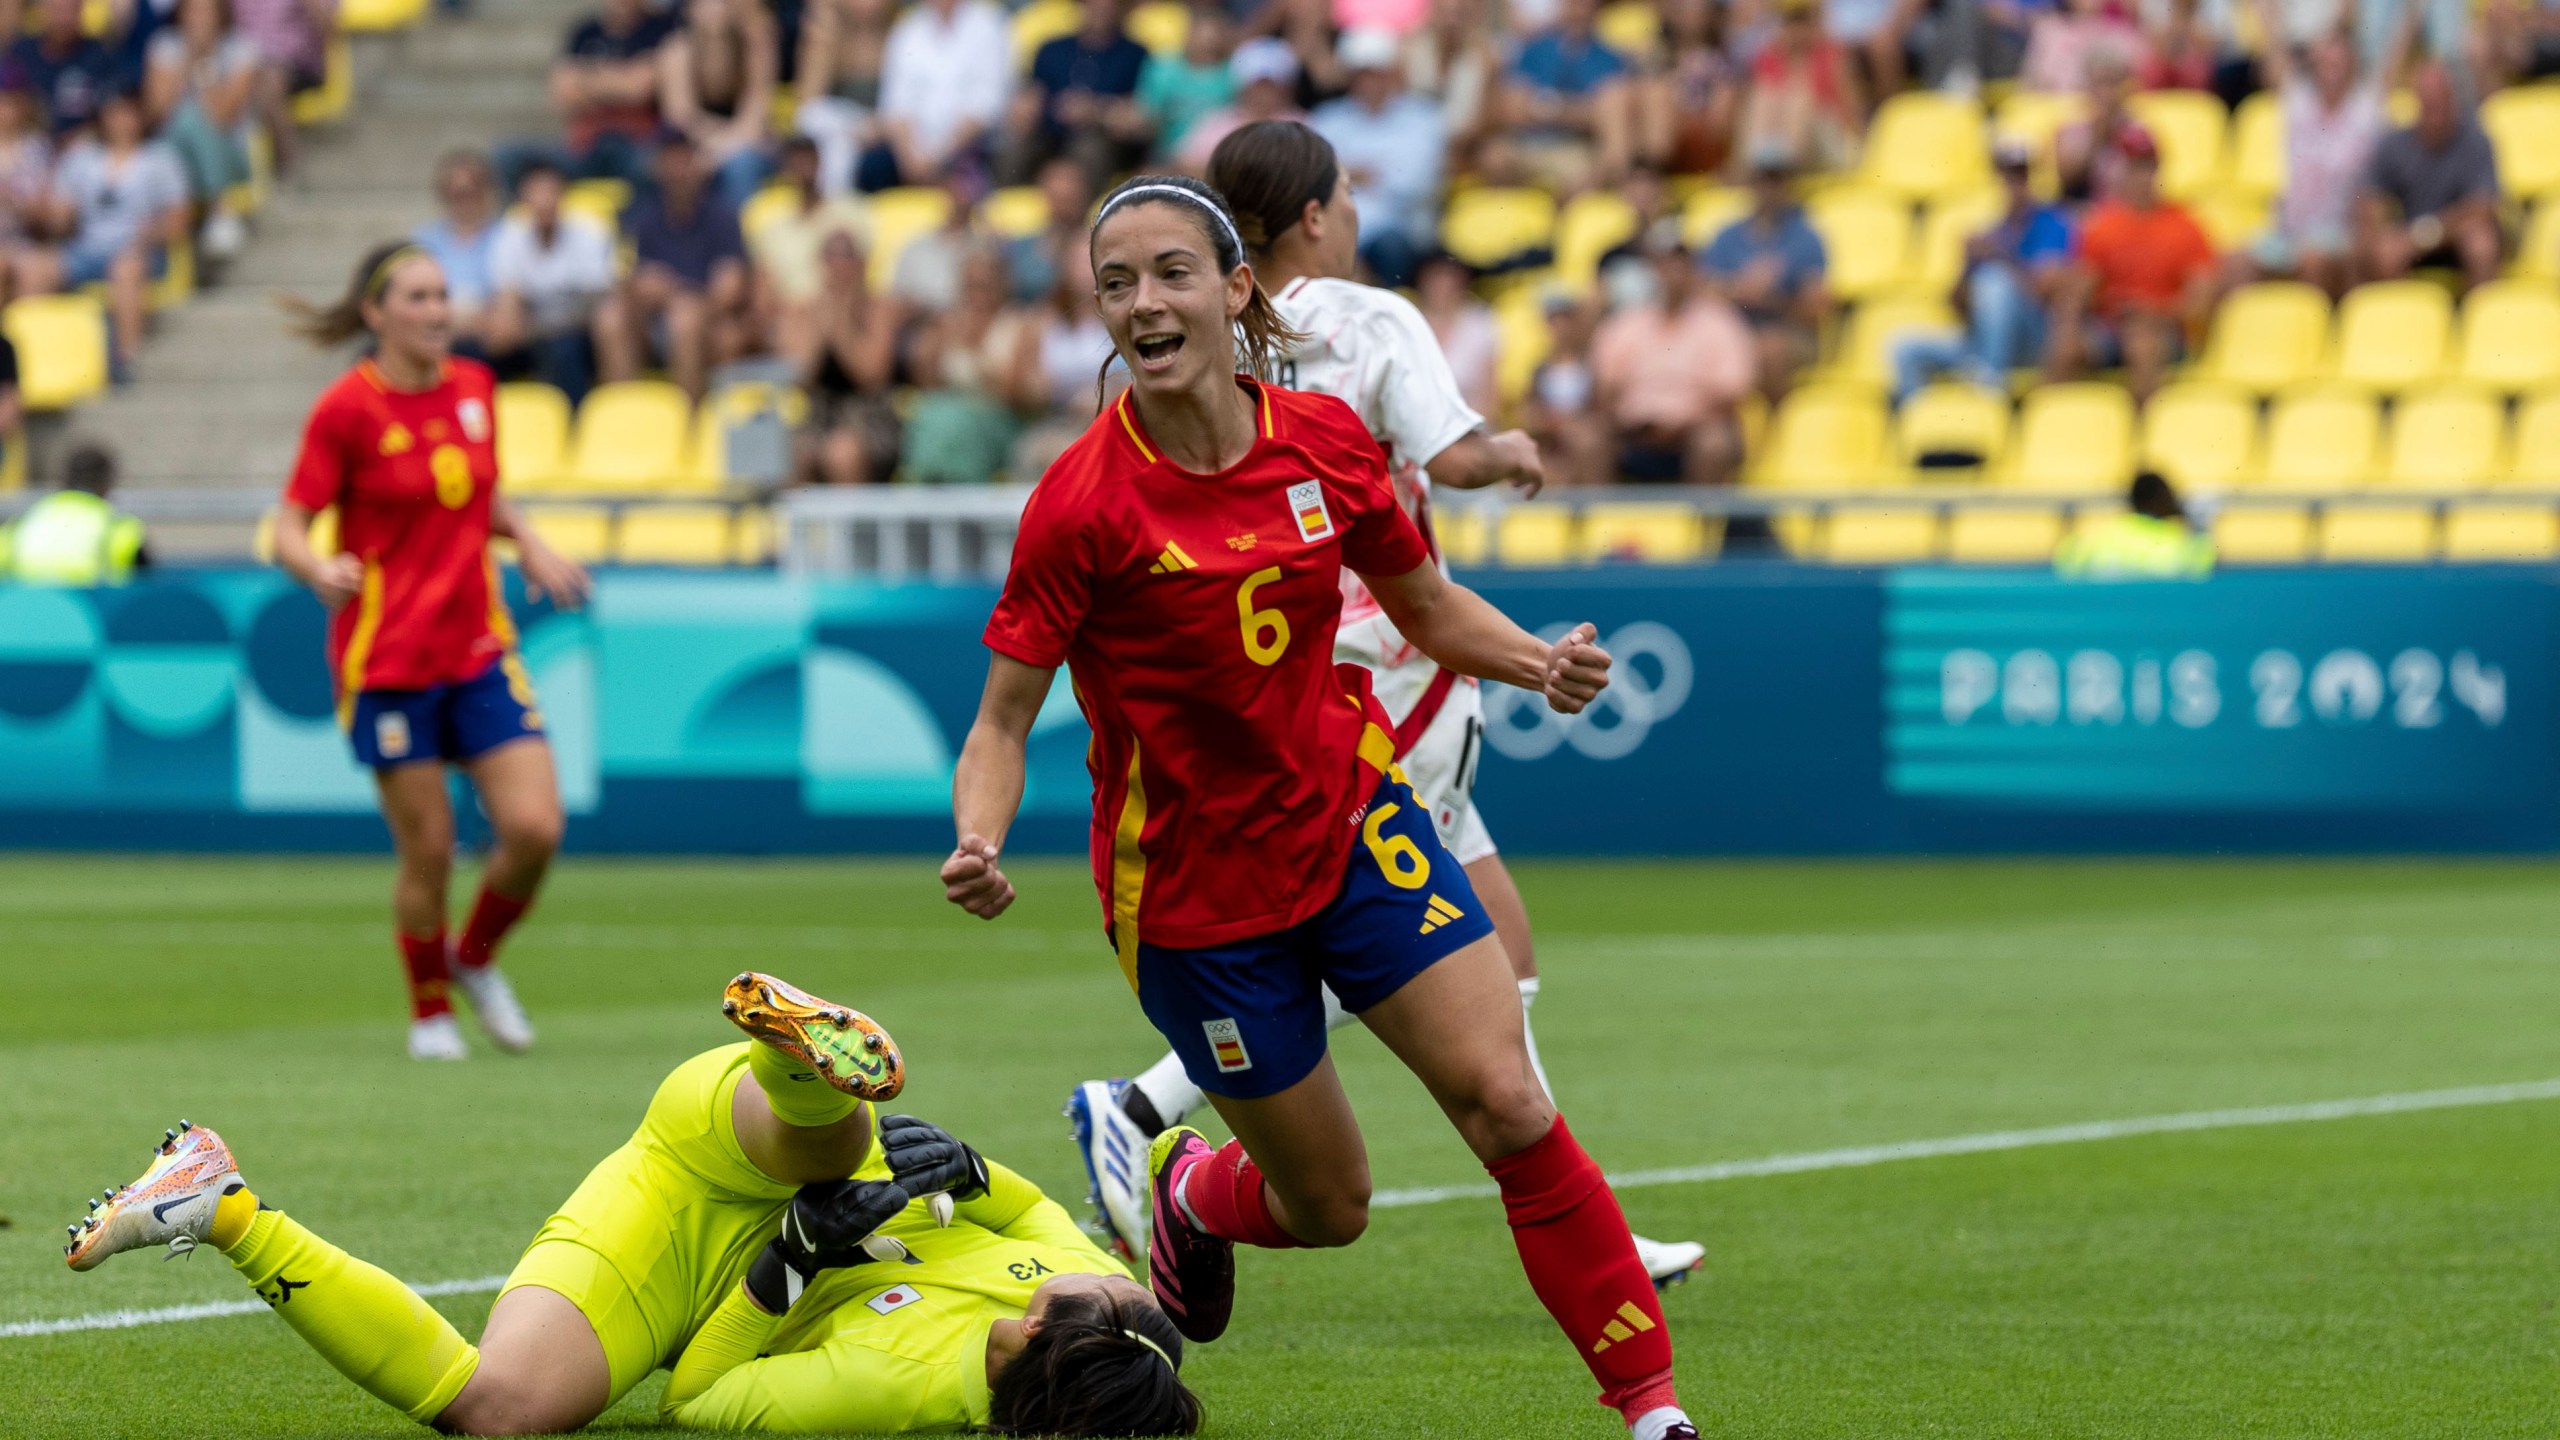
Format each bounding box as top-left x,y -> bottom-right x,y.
1591,221 -> 1755,487
597,130 -> 752,399
2138,0 -> 2218,90
1415,249 -> 1497,419
858,0 -> 1009,191
1177,37 -> 1303,171
1523,288 -> 1609,487
486,159 -> 616,402
1134,6 -> 1235,161
2054,47 -> 2139,202
903,241 -> 1039,483
1701,144 -> 1830,403
795,228 -> 901,483
2055,469 -> 2214,576
2355,59 -> 2502,292
1008,236 -> 1113,478
1593,161 -> 1676,272
1408,0 -> 1500,173
8,0 -> 125,139
2,441 -> 148,584
1905,0 -> 2031,90
753,136 -> 865,359
144,0 -> 258,258
233,0 -> 334,175
1892,136 -> 2072,396
1494,0 -> 1633,189
2232,9 -> 2396,297
1735,0 -> 1861,177
2020,0 -> 2146,94
660,0 -> 779,209
21,90 -> 186,380
1637,0 -> 1738,177
888,164 -> 978,313
2051,125 -> 2214,401
1826,0 -> 1914,101
413,148 -> 502,356
1311,27 -> 1443,288
1000,152 -> 1089,304
791,0 -> 890,194
1001,0 -> 1150,191
0,89 -> 55,290
2479,0 -> 2560,87
513,0 -> 674,194
0,329 -> 20,476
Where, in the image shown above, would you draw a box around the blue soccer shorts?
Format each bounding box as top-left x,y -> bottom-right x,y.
346,655 -> 545,770
1131,768 -> 1497,1100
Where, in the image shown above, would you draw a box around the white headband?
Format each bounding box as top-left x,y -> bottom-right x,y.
1122,1328 -> 1176,1368
1097,184 -> 1243,265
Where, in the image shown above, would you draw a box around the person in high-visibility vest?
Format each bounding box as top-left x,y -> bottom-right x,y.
2056,469 -> 2215,579
0,444 -> 148,586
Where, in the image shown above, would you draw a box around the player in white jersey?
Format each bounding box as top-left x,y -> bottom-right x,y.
1063,118 -> 1704,1290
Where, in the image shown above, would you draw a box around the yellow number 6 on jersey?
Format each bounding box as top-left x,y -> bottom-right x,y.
1236,565 -> 1290,666
1361,802 -> 1430,889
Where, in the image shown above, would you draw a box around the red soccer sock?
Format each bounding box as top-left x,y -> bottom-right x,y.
1487,1114 -> 1679,1422
453,885 -> 533,973
1178,1139 -> 1309,1250
398,930 -> 453,1021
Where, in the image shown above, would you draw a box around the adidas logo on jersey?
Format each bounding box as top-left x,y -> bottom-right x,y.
1418,894 -> 1466,934
1148,541 -> 1199,574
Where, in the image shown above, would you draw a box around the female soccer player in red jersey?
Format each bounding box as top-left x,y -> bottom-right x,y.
271,240 -> 593,1063
943,176 -> 1697,1440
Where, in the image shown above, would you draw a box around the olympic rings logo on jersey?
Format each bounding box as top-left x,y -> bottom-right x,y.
1480,621 -> 1694,762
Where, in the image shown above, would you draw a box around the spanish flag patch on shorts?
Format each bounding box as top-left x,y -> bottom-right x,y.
1204,1018 -> 1252,1073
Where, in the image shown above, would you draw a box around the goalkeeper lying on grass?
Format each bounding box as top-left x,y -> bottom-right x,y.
63,973 -> 1202,1437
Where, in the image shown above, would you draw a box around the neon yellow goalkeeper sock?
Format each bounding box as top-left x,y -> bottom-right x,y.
748,1037 -> 866,1128
220,1205 -> 479,1423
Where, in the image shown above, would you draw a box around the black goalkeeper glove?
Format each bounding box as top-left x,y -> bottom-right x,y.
745,1177 -> 913,1313
880,1114 -> 991,1202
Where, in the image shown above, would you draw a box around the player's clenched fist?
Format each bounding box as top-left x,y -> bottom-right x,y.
941,834 -> 1016,918
1543,623 -> 1612,713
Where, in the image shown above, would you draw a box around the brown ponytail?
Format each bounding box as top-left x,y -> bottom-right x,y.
1206,120 -> 1340,261
1088,174 -> 1308,405
279,240 -> 428,348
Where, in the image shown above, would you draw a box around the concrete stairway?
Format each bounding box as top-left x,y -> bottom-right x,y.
68,0 -> 588,518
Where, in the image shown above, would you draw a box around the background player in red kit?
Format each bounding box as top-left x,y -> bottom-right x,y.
271,241 -> 592,1062
942,176 -> 1698,1440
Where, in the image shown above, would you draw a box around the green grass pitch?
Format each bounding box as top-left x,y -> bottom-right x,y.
3,854 -> 2557,1437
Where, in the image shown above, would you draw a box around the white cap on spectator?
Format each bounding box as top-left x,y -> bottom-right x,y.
1336,27 -> 1399,72
1230,37 -> 1301,88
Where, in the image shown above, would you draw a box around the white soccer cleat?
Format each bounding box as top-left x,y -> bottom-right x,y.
1064,1079 -> 1151,1261
408,1014 -> 469,1061
1634,1233 -> 1706,1291
65,1121 -> 242,1271
453,963 -> 536,1053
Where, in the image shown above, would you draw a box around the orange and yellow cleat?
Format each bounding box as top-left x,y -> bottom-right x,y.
66,1121 -> 242,1271
722,972 -> 905,1102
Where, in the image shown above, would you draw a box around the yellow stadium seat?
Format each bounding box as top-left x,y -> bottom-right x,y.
1824,505 -> 1939,563
1011,0 -> 1083,70
1596,1 -> 1663,58
1580,503 -> 1708,562
1437,505 -> 1491,565
734,506 -> 777,565
2329,279 -> 2452,391
563,178 -> 633,231
496,382 -> 573,492
2445,502 -> 2560,559
1946,504 -> 2065,563
1908,188 -> 2006,292
739,183 -> 798,243
1819,294 -> 1956,389
1860,92 -> 1991,199
520,505 -> 614,564
1495,507 -> 1576,565
2383,386 -> 2505,489
866,185 -> 953,288
2005,383 -> 2133,491
251,504 -> 338,562
2514,391 -> 2560,483
1805,188 -> 1914,300
2195,281 -> 2329,393
1680,187 -> 1750,250
2319,503 -> 2437,560
1440,187 -> 1558,271
2213,504 -> 2312,562
2140,382 -> 2257,491
2229,90 -> 2284,200
1897,382 -> 2010,477
2126,90 -> 2227,200
1492,287 -> 1553,403
1554,191 -> 1640,291
339,0 -> 428,30
2456,279 -> 2560,391
569,381 -> 695,489
2256,388 -> 2378,490
5,294 -> 108,409
2482,84 -> 2560,199
291,35 -> 352,126
2188,188 -> 2269,253
616,504 -> 737,565
982,185 -> 1053,240
2516,200 -> 2560,282
1753,384 -> 1889,488
1127,0 -> 1190,54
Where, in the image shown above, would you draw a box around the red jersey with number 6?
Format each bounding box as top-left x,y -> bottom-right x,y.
984,377 -> 1433,957
283,357 -> 510,715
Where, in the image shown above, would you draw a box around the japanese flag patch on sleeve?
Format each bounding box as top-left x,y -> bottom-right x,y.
1287,480 -> 1335,543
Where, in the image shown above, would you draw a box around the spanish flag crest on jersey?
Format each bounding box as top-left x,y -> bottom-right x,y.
1286,480 -> 1334,543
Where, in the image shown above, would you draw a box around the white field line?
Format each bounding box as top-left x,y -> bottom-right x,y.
11,1076 -> 2557,1341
